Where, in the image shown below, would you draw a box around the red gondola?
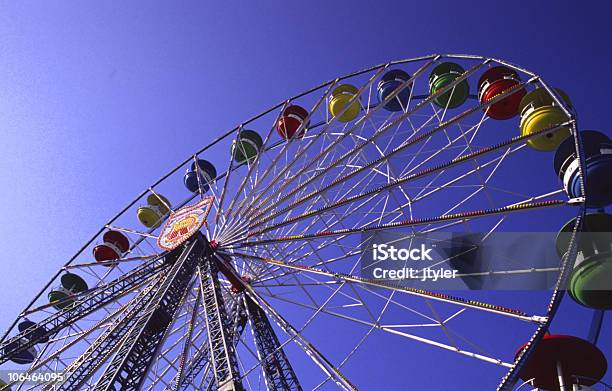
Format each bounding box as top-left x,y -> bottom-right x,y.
478,66 -> 526,120
93,230 -> 130,265
277,105 -> 309,140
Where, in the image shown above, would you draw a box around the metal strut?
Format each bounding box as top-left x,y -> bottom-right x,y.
175,300 -> 248,390
0,252 -> 174,365
90,236 -> 205,390
51,270 -> 169,390
198,252 -> 243,391
244,295 -> 302,391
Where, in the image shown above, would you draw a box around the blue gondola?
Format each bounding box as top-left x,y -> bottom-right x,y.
18,320 -> 49,344
184,159 -> 217,193
554,130 -> 612,208
6,338 -> 37,365
377,69 -> 412,112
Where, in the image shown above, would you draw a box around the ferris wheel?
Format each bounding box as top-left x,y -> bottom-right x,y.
1,54 -> 610,391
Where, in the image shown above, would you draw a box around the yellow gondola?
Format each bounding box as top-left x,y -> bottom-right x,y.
329,84 -> 360,122
518,88 -> 572,151
137,194 -> 171,228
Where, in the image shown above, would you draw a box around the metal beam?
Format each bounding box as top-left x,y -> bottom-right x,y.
244,295 -> 301,390
0,252 -> 174,365
174,299 -> 248,390
90,237 -> 204,390
198,254 -> 243,391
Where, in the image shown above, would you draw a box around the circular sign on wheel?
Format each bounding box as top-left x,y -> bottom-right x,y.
157,196 -> 214,251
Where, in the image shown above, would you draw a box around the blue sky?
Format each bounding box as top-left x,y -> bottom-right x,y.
0,1 -> 610,389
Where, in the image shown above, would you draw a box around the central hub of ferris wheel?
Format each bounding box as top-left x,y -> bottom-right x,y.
153,194 -> 251,294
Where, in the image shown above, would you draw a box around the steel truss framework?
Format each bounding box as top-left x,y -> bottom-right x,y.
1,236 -> 300,390
0,54 -> 586,390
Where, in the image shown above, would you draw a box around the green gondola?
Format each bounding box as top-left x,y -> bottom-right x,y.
429,62 -> 469,109
232,129 -> 263,163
